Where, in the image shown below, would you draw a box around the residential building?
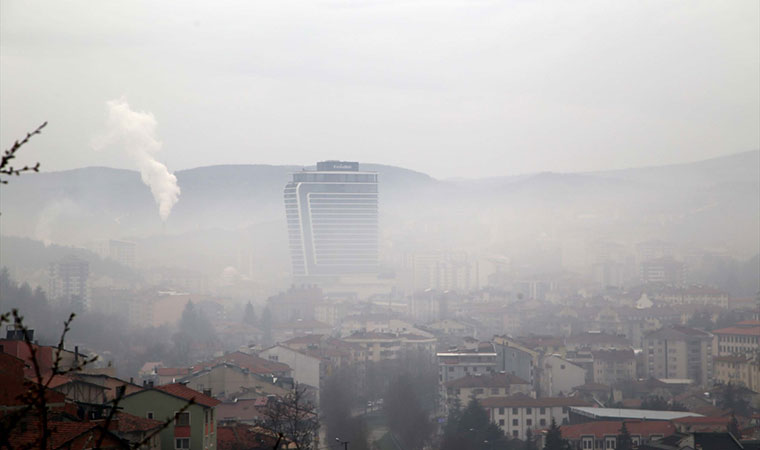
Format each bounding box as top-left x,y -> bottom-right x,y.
344,332 -> 402,362
640,257 -> 685,286
655,286 -> 729,308
555,420 -> 677,450
120,383 -> 221,450
92,239 -> 137,268
283,160 -> 378,280
592,349 -> 636,386
644,326 -> 713,386
258,345 -> 324,393
480,395 -> 589,439
444,372 -> 533,409
492,336 -> 539,385
713,355 -> 760,393
437,343 -> 498,387
539,354 -> 586,397
712,320 -> 760,357
48,255 -> 90,311
179,363 -> 292,400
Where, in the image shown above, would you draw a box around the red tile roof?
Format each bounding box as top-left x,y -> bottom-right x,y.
110,411 -> 163,433
217,423 -> 279,450
155,383 -> 221,408
560,420 -> 676,440
712,325 -> 760,336
193,351 -> 291,375
156,367 -> 192,377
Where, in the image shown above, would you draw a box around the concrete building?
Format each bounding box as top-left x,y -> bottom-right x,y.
48,255 -> 90,311
644,326 -> 713,386
444,372 -> 533,409
120,383 -> 220,450
480,395 -> 589,439
713,355 -> 760,393
283,161 -> 378,281
712,320 -> 760,357
592,349 -> 637,386
438,344 -> 498,384
539,354 -> 586,397
492,336 -> 539,385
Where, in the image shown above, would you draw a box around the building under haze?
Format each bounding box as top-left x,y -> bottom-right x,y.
48,256 -> 90,312
284,161 -> 379,281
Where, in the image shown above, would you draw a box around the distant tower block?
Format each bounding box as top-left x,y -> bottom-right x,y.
283,161 -> 379,281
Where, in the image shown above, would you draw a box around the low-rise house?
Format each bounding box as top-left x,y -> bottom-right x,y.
554,420 -> 677,449
178,362 -> 291,400
216,398 -> 269,424
8,420 -> 131,450
107,411 -> 163,450
73,373 -> 144,401
156,367 -> 193,385
217,422 -> 281,450
592,349 -> 636,386
480,394 -> 590,439
120,383 -> 221,450
444,372 -> 533,408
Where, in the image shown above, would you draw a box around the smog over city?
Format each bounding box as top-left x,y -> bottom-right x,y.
0,2 -> 758,450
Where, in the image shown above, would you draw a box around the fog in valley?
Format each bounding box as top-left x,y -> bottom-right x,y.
1,2 -> 758,450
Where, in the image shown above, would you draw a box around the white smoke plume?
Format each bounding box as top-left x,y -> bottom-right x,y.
94,98 -> 180,221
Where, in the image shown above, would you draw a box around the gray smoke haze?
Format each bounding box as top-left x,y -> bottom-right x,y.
94,98 -> 180,221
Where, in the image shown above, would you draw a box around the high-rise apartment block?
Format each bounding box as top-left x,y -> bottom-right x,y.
644,326 -> 713,386
284,161 -> 378,280
48,256 -> 90,311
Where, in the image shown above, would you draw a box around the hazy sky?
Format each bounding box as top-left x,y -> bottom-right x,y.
1,0 -> 758,179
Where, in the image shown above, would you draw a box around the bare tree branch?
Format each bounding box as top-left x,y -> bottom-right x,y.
0,122 -> 46,184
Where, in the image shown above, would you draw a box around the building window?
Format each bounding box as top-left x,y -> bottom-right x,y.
499,419 -> 505,426
175,438 -> 190,449
526,419 -> 532,426
512,408 -> 518,414
513,431 -> 519,438
491,388 -> 500,395
540,407 -> 546,415
146,411 -> 154,419
526,408 -> 532,414
499,408 -> 505,415
540,419 -> 546,426
512,419 -> 518,426
175,412 -> 190,426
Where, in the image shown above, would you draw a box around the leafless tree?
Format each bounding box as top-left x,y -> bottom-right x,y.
260,384 -> 319,450
0,122 -> 46,185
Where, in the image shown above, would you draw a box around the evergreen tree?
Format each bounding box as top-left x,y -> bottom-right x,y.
617,422 -> 633,450
441,398 -> 512,450
543,418 -> 565,450
525,428 -> 538,450
728,413 -> 741,439
242,301 -> 256,326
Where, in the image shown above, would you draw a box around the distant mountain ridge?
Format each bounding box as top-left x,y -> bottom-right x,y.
1,150 -> 757,261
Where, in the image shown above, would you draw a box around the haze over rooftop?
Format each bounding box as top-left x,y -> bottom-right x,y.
1,0 -> 758,179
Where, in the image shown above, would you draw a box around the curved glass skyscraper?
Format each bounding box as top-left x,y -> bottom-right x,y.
284,161 -> 378,280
